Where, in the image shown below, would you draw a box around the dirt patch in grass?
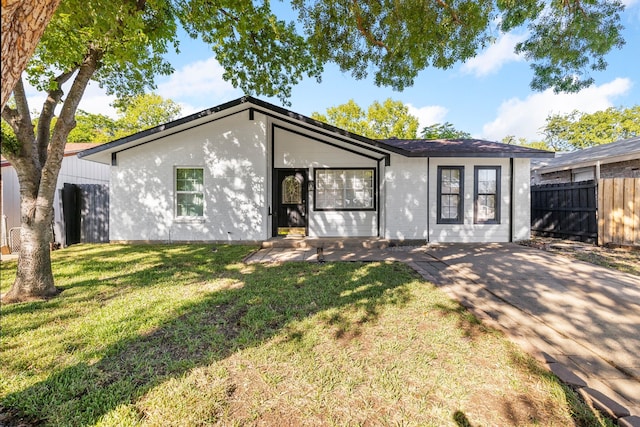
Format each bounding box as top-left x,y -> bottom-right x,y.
520,237 -> 640,276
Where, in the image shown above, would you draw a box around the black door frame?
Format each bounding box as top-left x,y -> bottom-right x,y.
272,168 -> 308,237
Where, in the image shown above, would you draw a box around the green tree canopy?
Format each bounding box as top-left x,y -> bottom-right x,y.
501,135 -> 552,151
420,122 -> 471,139
113,93 -> 182,139
312,98 -> 419,139
541,106 -> 640,151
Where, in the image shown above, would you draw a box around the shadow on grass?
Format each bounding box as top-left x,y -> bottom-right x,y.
1,244 -> 413,425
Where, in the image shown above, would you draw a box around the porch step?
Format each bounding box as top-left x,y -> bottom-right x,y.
261,237 -> 426,250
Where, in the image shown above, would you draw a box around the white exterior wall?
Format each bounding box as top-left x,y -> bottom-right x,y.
383,155 -> 429,240
110,111 -> 268,242
273,127 -> 378,237
512,158 -> 532,241
428,158 -> 512,243
1,155 -> 109,250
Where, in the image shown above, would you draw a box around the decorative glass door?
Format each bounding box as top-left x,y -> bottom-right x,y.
274,170 -> 307,236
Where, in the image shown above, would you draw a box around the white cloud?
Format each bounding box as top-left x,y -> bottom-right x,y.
157,56 -> 241,103
24,77 -> 118,118
406,104 -> 449,132
481,77 -> 633,141
461,32 -> 528,77
76,81 -> 118,117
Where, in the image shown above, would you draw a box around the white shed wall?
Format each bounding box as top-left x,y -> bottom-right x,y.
110,111 -> 268,242
274,127 -> 378,237
1,155 -> 109,249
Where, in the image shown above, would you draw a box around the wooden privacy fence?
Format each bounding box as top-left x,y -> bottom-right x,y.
598,178 -> 640,247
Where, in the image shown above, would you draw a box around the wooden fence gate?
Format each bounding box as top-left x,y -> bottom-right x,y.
531,180 -> 598,242
598,178 -> 640,247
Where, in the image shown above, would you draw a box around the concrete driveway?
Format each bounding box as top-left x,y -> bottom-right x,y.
247,241 -> 640,421
415,243 -> 640,420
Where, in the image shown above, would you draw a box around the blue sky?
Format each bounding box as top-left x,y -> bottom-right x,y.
32,0 -> 640,143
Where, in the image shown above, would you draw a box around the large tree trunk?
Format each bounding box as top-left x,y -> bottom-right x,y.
2,206 -> 59,303
1,51 -> 101,304
1,0 -> 62,110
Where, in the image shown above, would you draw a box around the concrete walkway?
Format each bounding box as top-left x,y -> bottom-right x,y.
246,243 -> 640,423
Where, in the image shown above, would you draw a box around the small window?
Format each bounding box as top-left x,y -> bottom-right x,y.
176,168 -> 204,217
438,166 -> 464,224
572,167 -> 595,182
315,169 -> 375,211
474,166 -> 501,224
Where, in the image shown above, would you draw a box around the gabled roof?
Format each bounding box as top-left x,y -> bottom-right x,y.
533,136 -> 640,174
78,96 -> 553,164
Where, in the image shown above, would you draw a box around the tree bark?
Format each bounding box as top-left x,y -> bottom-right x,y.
1,0 -> 62,110
1,51 -> 102,303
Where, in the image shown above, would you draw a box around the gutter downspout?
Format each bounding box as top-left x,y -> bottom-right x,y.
426,157 -> 430,244
509,158 -> 514,243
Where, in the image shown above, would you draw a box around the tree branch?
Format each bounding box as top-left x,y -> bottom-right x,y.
40,48 -> 103,204
352,0 -> 390,52
7,78 -> 37,162
36,66 -> 78,166
435,0 -> 462,25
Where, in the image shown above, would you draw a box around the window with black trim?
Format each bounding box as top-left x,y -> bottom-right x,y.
176,167 -> 204,217
474,166 -> 501,224
437,166 -> 464,224
315,168 -> 375,211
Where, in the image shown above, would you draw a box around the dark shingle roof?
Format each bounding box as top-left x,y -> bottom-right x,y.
533,136 -> 640,173
79,96 -> 554,163
379,138 -> 554,158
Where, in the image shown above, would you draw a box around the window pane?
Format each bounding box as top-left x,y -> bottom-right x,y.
315,169 -> 374,210
441,195 -> 459,219
474,166 -> 500,224
478,169 -> 496,194
176,168 -> 204,217
177,193 -> 203,217
477,195 -> 495,221
441,168 -> 460,194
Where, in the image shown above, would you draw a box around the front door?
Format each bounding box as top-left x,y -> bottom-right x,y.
273,169 -> 307,236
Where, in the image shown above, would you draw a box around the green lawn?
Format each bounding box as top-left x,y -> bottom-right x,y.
0,244 -> 611,426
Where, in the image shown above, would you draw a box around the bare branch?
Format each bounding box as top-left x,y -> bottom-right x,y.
36,66 -> 78,166
41,48 -> 103,199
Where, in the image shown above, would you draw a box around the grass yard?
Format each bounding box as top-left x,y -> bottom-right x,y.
0,244 -> 612,426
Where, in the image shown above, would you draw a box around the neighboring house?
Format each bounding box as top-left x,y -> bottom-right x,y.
79,96 -> 553,244
1,143 -> 110,252
531,137 -> 640,184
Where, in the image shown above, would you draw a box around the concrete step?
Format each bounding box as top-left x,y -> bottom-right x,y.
261,237 -> 426,250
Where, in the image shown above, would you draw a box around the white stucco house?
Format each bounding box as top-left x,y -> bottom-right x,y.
78,96 -> 553,244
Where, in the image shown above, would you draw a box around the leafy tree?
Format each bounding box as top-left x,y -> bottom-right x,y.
501,135 -> 552,151
0,0 -> 629,302
542,106 -> 640,151
1,0 -> 61,109
312,99 -> 418,139
113,93 -> 182,139
293,0 -> 625,92
421,122 -> 471,139
58,111 -> 117,143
